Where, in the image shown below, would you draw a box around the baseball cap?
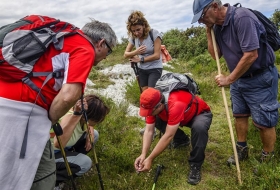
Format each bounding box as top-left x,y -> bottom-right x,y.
139,88 -> 162,117
191,0 -> 213,24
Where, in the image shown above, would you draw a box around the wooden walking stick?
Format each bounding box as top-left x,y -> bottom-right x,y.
210,28 -> 242,185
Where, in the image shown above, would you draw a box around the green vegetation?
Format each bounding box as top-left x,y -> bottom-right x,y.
71,10 -> 280,190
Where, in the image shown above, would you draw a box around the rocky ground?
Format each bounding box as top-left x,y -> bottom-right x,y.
85,62 -> 173,118
86,63 -> 141,118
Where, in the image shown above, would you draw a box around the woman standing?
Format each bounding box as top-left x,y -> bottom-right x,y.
124,10 -> 163,92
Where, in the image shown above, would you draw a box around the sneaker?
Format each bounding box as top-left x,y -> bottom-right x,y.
170,136 -> 190,149
54,183 -> 64,190
139,127 -> 146,136
260,150 -> 274,163
227,144 -> 248,166
187,164 -> 201,185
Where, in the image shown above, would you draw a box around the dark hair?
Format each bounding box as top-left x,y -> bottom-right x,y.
84,94 -> 110,123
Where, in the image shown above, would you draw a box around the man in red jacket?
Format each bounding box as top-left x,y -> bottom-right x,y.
134,87 -> 212,185
0,18 -> 117,190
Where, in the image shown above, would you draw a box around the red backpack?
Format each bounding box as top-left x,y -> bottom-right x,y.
0,15 -> 81,103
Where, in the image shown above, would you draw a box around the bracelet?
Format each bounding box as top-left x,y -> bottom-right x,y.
73,111 -> 83,116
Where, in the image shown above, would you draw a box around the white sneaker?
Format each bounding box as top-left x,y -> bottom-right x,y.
54,182 -> 65,190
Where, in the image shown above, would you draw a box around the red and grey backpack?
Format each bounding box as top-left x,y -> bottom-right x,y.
0,15 -> 89,159
0,15 -> 81,103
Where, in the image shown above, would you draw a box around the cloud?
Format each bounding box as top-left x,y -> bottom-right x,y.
0,0 -> 279,41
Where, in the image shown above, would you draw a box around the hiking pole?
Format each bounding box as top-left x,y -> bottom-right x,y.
131,62 -> 142,93
53,123 -> 77,190
152,164 -> 164,190
210,28 -> 242,185
81,97 -> 105,190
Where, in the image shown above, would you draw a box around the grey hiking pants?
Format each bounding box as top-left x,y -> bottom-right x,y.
31,140 -> 56,190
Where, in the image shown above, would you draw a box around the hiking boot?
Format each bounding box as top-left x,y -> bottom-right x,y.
259,150 -> 274,163
187,164 -> 201,185
227,144 -> 248,166
169,136 -> 190,149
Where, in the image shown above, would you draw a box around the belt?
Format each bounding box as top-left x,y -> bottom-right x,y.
240,66 -> 272,78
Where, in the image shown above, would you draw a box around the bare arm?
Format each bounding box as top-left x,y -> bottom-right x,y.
124,42 -> 146,58
227,50 -> 258,83
128,37 -> 162,63
53,97 -> 87,148
141,123 -> 156,156
49,83 -> 82,125
53,113 -> 82,148
146,123 -> 179,161
136,123 -> 179,172
141,37 -> 161,62
216,50 -> 258,86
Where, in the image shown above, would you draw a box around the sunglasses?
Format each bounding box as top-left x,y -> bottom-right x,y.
152,96 -> 164,112
200,4 -> 212,20
104,40 -> 113,56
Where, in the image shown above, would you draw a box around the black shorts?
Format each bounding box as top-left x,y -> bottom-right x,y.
138,68 -> 162,87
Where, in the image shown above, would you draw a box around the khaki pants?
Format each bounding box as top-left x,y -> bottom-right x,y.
31,140 -> 56,190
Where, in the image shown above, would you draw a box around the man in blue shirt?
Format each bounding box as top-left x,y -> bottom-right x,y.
191,0 -> 279,165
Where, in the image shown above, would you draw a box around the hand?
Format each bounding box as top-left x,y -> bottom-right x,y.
215,74 -> 230,87
73,98 -> 87,113
136,45 -> 146,55
137,158 -> 152,172
134,154 -> 145,172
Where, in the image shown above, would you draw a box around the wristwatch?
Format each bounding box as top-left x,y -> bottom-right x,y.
140,57 -> 144,64
73,111 -> 83,115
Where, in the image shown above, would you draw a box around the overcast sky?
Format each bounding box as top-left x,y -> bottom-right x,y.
0,0 -> 279,42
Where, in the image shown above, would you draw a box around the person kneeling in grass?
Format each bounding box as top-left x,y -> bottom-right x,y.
134,88 -> 212,185
53,94 -> 109,187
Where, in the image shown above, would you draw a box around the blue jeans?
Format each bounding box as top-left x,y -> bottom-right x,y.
230,65 -> 279,128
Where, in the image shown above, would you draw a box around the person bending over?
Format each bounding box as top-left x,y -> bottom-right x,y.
135,88 -> 212,185
53,94 -> 109,187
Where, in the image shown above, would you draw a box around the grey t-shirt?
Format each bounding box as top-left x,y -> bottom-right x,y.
129,29 -> 163,70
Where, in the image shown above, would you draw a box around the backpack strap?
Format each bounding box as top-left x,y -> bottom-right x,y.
231,4 -> 267,69
164,91 -> 198,117
21,69 -> 64,104
19,69 -> 64,158
184,93 -> 199,117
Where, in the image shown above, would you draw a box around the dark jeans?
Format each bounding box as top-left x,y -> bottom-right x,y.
155,111 -> 212,166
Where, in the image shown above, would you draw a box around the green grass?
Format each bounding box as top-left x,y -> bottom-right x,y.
72,50 -> 280,190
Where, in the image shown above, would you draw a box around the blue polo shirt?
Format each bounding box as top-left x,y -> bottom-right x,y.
214,4 -> 275,76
